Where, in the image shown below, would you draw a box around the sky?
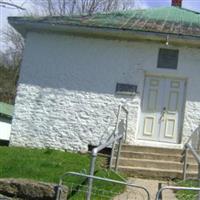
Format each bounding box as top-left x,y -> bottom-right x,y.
1,0 -> 200,50
135,0 -> 200,11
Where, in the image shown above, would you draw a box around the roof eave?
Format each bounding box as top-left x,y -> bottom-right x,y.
0,113 -> 12,119
0,102 -> 14,119
8,17 -> 200,47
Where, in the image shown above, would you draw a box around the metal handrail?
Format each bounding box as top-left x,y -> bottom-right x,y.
185,126 -> 200,147
182,126 -> 200,181
155,186 -> 200,200
121,105 -> 128,142
109,105 -> 128,169
186,143 -> 200,164
56,172 -> 150,200
87,105 -> 128,200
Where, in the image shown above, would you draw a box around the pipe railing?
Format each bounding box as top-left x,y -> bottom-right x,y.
156,186 -> 200,200
87,105 -> 128,200
56,172 -> 150,200
182,126 -> 200,199
182,126 -> 200,180
185,126 -> 200,152
109,105 -> 128,170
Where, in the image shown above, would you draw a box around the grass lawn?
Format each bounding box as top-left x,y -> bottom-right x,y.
0,147 -> 125,199
176,180 -> 200,200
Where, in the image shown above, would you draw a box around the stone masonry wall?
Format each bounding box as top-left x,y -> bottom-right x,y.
11,84 -> 139,151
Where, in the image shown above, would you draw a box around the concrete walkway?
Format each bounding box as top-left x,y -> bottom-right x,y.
114,178 -> 177,200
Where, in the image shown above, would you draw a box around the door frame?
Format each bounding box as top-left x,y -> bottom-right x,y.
137,74 -> 187,144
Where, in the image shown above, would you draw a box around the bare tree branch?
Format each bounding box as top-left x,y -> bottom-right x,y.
1,27 -> 24,68
31,0 -> 134,16
0,1 -> 26,10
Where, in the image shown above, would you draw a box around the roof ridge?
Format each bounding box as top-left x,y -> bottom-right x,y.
177,7 -> 200,15
96,6 -> 200,19
123,6 -> 200,14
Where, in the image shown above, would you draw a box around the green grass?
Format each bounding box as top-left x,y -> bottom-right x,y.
0,147 -> 125,199
176,180 -> 200,200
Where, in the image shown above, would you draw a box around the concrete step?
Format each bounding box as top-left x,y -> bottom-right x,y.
118,166 -> 198,179
113,145 -> 199,179
116,158 -> 198,171
120,151 -> 197,163
121,144 -> 183,155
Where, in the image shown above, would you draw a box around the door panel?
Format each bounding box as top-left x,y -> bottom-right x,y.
138,77 -> 163,141
168,91 -> 179,111
147,89 -> 158,111
159,79 -> 185,143
139,76 -> 186,144
143,116 -> 155,136
165,118 -> 175,138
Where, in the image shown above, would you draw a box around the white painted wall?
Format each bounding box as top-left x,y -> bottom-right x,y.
10,32 -> 200,151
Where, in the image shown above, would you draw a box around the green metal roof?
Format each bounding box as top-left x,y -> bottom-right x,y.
62,6 -> 200,27
8,6 -> 200,38
150,7 -> 200,24
0,102 -> 14,118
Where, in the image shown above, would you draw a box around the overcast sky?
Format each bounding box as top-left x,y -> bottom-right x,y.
136,0 -> 200,11
1,0 -> 200,50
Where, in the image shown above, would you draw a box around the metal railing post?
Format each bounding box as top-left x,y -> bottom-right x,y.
158,183 -> 162,200
122,106 -> 128,142
125,113 -> 128,142
87,149 -> 97,200
55,181 -> 61,200
109,140 -> 116,169
156,186 -> 200,200
115,138 -> 122,172
198,164 -> 200,200
87,105 -> 129,198
183,146 -> 188,180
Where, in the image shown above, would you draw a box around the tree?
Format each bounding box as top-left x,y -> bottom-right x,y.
32,0 -> 134,16
0,1 -> 26,103
0,28 -> 23,103
2,27 -> 24,68
0,1 -> 25,69
0,1 -> 26,11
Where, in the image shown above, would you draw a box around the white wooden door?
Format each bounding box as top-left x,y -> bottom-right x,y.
138,76 -> 186,144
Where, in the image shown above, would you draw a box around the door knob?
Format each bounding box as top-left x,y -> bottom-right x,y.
159,107 -> 166,122
163,107 -> 166,111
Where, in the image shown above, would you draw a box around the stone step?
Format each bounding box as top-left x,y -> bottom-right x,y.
118,166 -> 198,179
116,158 -> 198,171
116,145 -> 199,179
121,145 -> 183,155
120,151 -> 197,163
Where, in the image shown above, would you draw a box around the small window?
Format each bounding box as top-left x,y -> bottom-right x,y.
157,48 -> 179,70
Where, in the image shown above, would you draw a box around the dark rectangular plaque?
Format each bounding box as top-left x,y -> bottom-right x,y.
115,83 -> 137,95
157,48 -> 179,70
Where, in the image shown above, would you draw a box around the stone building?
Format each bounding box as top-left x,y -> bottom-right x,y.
8,1 -> 200,152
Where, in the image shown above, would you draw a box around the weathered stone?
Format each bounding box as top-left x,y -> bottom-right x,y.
0,193 -> 21,200
0,179 -> 68,200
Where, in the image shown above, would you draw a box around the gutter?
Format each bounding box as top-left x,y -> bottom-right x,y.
8,17 -> 200,47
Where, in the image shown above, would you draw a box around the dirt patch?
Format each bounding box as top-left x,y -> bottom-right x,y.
114,178 -> 177,200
